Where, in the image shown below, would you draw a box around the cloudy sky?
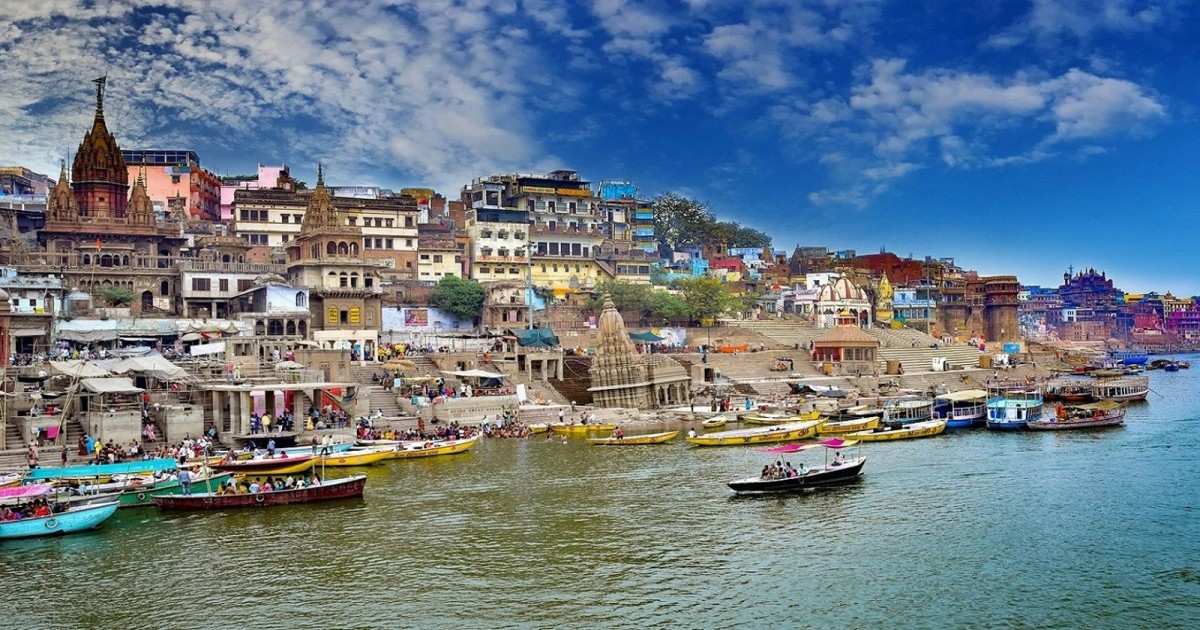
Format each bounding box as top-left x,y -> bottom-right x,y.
2,1 -> 1197,293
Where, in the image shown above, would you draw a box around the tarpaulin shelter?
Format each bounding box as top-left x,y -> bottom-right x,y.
507,328 -> 560,347
628,331 -> 666,342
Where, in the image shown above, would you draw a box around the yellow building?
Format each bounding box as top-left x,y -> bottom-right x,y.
875,273 -> 894,323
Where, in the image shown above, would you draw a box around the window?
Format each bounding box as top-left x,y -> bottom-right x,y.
339,274 -> 349,287
405,217 -> 413,227
281,234 -> 289,243
375,238 -> 383,249
405,261 -> 412,268
568,201 -> 577,212
515,232 -> 525,240
238,279 -> 254,292
510,267 -> 520,274
294,214 -> 303,223
405,239 -> 413,248
454,255 -> 462,263
547,201 -> 556,212
386,219 -> 394,228
420,254 -> 430,261
364,238 -> 372,249
433,255 -> 443,263
280,214 -> 289,223
219,278 -> 229,292
192,278 -> 211,291
348,217 -> 357,226
480,266 -> 491,274
295,292 -> 306,307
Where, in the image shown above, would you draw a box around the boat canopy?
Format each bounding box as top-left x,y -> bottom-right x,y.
1067,400 -> 1125,411
758,443 -> 805,454
442,369 -> 506,379
757,438 -> 858,454
0,484 -> 55,499
935,389 -> 989,402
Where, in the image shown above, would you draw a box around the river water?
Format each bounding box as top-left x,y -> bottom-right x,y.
4,361 -> 1199,629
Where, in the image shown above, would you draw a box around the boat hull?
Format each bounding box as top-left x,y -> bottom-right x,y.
741,411 -> 820,426
319,448 -> 394,467
686,420 -> 821,447
701,418 -> 727,429
213,455 -> 317,475
817,417 -> 880,435
549,423 -> 617,435
118,472 -> 237,507
0,502 -> 119,539
24,458 -> 179,482
1027,417 -> 1124,430
152,475 -> 367,510
847,420 -> 946,442
588,430 -> 680,446
727,458 -> 866,493
386,435 -> 480,459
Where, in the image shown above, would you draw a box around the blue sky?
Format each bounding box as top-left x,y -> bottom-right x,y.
2,1 -> 1197,294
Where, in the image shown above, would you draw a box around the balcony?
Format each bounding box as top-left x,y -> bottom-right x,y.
529,224 -> 604,237
475,255 -> 529,264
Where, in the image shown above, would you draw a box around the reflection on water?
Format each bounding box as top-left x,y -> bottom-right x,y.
4,361 -> 1200,628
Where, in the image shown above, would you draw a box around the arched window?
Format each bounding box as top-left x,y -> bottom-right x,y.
349,273 -> 359,288
298,320 -> 308,336
311,244 -> 320,259
268,320 -> 284,336
160,281 -> 170,296
295,292 -> 306,307
326,242 -> 336,256
82,254 -> 91,265
337,242 -> 349,256
349,242 -> 359,256
286,321 -> 297,336
339,272 -> 349,288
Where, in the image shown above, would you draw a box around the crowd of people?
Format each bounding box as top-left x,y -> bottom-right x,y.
1,498 -> 63,521
213,474 -> 322,495
760,460 -> 807,479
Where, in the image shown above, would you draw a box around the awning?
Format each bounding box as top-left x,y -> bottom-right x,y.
11,327 -> 46,337
49,360 -> 110,378
58,329 -> 119,342
629,331 -> 665,342
507,328 -> 559,347
108,355 -> 190,381
190,341 -> 226,356
81,377 -> 143,395
442,369 -> 506,379
935,389 -> 989,402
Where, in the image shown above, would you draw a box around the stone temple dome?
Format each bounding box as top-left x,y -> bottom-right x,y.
818,277 -> 867,302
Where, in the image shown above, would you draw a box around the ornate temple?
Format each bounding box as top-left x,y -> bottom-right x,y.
285,166 -> 383,359
815,275 -> 872,328
588,296 -> 691,408
38,78 -> 187,314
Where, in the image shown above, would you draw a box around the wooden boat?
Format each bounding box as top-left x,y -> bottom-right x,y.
820,405 -> 883,422
0,473 -> 21,489
118,472 -> 237,508
152,475 -> 367,510
685,420 -> 822,447
727,439 -> 866,493
549,422 -> 617,435
1028,401 -> 1126,431
0,501 -> 120,539
933,389 -> 989,428
817,416 -> 880,435
986,387 -> 1046,430
588,430 -> 680,446
1044,377 -> 1094,403
318,447 -> 394,467
24,458 -> 178,482
741,410 -> 820,426
527,423 -> 550,434
212,454 -> 317,475
883,397 -> 934,425
701,416 -> 728,429
387,434 -> 480,460
1091,376 -> 1149,402
847,419 -> 947,442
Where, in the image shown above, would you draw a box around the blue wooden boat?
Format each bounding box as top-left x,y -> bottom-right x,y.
933,389 -> 988,428
24,458 -> 178,482
0,501 -> 119,540
986,386 -> 1046,431
1107,351 -> 1148,366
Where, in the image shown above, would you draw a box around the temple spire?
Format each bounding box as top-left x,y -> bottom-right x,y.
317,162 -> 325,187
92,76 -> 107,119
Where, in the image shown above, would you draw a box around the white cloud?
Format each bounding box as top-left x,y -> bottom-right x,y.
988,0 -> 1171,48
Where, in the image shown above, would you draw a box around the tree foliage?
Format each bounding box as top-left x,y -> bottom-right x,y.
98,285 -> 134,307
590,281 -> 692,324
651,193 -> 772,252
675,276 -> 741,324
430,275 -> 484,323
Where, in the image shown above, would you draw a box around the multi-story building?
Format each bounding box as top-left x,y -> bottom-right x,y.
232,185 -> 421,282
511,170 -> 607,294
179,235 -> 286,319
461,177 -> 529,282
220,164 -> 293,223
285,167 -> 384,361
123,150 -> 222,223
0,266 -> 62,354
35,80 -> 188,315
417,221 -> 465,284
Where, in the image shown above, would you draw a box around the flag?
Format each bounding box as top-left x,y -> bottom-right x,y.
96,238 -> 103,250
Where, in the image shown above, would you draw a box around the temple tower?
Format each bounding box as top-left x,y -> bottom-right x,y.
984,275 -> 1021,343
71,77 -> 129,219
588,296 -> 651,408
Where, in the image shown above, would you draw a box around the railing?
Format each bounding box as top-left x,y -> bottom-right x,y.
178,259 -> 287,273
475,255 -> 528,263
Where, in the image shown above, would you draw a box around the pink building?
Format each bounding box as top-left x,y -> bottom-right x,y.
220,164 -> 292,222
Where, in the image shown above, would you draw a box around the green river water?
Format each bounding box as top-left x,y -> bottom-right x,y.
3,362 -> 1199,629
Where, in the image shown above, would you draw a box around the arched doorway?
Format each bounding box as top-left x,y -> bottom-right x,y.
141,290 -> 154,311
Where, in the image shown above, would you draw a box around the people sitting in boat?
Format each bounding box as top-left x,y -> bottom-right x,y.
613,427 -> 624,440
760,465 -> 772,479
311,474 -> 321,486
832,452 -> 845,467
797,462 -> 808,475
248,479 -> 261,493
262,480 -> 274,492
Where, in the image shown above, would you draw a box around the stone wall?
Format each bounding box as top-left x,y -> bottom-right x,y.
155,403 -> 205,443
82,410 -> 142,445
431,394 -> 519,423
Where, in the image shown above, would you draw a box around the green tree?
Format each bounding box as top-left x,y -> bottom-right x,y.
652,193 -> 715,250
725,222 -> 772,248
676,276 -> 740,324
98,285 -> 134,307
590,280 -> 653,317
647,290 -> 689,322
430,275 -> 483,323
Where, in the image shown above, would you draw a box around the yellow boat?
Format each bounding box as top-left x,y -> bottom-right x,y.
549,422 -> 618,435
817,416 -> 881,435
213,455 -> 317,476
701,416 -> 728,429
528,423 -> 550,434
588,430 -> 680,446
686,420 -> 822,447
741,410 -> 821,426
847,419 -> 947,442
387,434 -> 480,460
0,474 -> 21,488
319,447 -> 394,467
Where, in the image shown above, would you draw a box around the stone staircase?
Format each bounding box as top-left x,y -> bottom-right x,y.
362,385 -> 407,419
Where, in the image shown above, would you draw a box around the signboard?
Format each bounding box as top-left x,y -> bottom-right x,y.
190,341 -> 226,356
405,308 -> 429,327
556,187 -> 590,197
327,307 -> 339,324
349,306 -> 361,325
1002,343 -> 1021,354
521,186 -> 555,194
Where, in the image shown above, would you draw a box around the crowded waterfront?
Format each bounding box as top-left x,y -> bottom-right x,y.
1,355 -> 1197,627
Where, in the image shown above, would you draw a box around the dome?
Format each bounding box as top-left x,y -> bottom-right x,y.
818,277 -> 867,302
0,287 -> 9,300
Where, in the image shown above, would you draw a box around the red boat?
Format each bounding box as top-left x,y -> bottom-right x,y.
151,475 -> 366,510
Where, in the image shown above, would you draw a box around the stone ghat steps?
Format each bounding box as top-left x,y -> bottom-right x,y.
877,346 -> 983,371
362,385 -> 406,419
516,406 -> 632,424
683,324 -> 792,350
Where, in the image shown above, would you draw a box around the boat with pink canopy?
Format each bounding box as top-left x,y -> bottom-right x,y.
726,438 -> 866,493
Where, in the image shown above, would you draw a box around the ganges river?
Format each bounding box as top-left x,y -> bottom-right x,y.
4,360 -> 1199,629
